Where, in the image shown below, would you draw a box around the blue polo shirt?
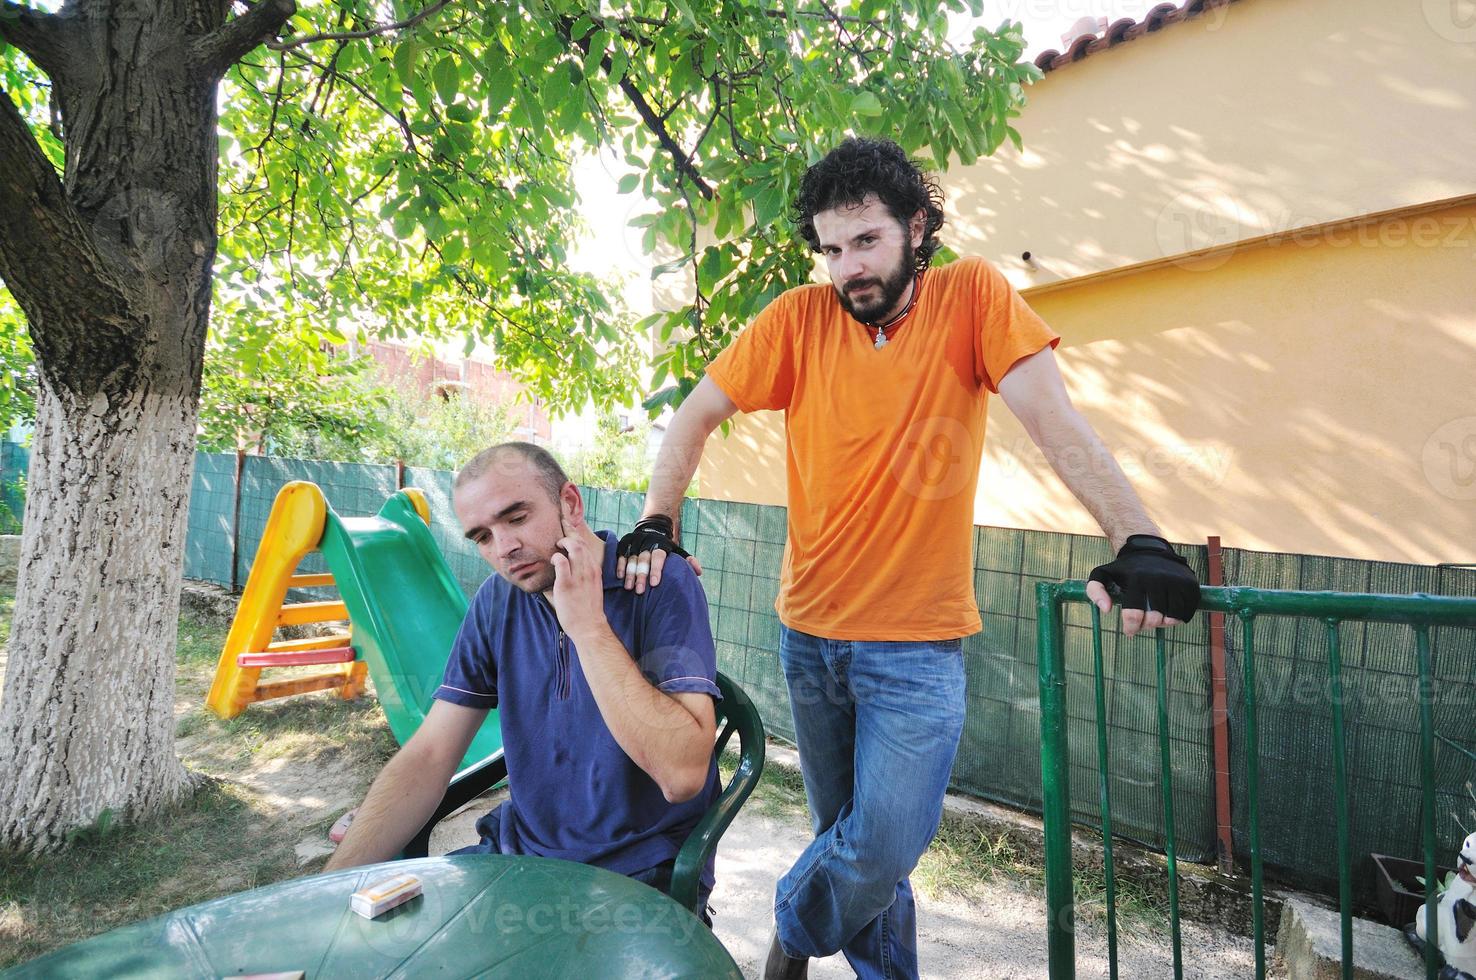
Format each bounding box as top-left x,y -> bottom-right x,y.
435,530 -> 722,885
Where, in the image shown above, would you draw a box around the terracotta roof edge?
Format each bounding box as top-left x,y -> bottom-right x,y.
1032,0 -> 1245,76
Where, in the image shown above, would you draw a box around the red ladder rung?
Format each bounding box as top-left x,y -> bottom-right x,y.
236,647 -> 356,668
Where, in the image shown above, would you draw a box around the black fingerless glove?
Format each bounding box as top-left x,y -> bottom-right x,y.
1087,534 -> 1200,622
617,514 -> 690,562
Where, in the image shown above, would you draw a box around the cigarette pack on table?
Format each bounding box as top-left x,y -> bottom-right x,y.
350,873 -> 422,919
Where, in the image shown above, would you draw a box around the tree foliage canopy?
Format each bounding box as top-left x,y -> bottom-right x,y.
5,0 -> 1036,417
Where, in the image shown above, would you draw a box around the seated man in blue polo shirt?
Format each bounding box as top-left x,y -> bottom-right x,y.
326,442 -> 722,908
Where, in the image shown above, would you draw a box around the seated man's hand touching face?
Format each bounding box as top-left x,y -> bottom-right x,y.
549,514 -> 608,639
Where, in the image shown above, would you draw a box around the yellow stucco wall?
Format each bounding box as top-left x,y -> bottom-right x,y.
698,201 -> 1476,565
951,0 -> 1476,287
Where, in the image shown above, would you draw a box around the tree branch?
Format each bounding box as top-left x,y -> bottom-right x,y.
193,0 -> 297,78
557,17 -> 713,200
0,1 -> 70,78
616,75 -> 713,200
0,86 -> 134,376
265,0 -> 452,51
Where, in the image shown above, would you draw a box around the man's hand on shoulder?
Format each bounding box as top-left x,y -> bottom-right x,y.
550,516 -> 609,639
1086,534 -> 1201,638
615,514 -> 703,594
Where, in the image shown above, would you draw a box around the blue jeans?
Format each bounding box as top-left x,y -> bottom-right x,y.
773,626 -> 967,980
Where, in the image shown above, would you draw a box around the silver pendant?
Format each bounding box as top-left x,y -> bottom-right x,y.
874,328 -> 888,350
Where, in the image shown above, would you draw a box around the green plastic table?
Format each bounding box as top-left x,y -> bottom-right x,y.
6,856 -> 741,979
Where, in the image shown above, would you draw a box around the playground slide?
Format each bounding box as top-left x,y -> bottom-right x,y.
317,491 -> 503,775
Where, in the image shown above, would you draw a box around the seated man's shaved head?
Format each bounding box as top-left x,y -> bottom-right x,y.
455,442 -> 568,502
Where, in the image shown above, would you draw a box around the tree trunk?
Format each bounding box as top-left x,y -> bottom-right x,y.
0,0 -> 295,850
0,378 -> 199,849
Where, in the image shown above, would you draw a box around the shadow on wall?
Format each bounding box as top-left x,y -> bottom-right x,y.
975,201 -> 1476,566
946,0 -> 1476,281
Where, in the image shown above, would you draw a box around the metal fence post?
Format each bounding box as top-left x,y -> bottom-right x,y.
230,449 -> 245,591
1207,536 -> 1233,874
1037,580 -> 1075,980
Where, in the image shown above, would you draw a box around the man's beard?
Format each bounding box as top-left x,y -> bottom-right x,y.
836,241 -> 916,325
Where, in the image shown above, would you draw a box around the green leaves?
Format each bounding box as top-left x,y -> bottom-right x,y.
752,186 -> 785,229
0,295 -> 37,432
432,55 -> 460,105
205,0 -> 1036,418
851,91 -> 883,117
393,39 -> 420,86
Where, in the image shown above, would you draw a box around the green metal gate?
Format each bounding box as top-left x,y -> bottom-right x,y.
1037,581 -> 1476,979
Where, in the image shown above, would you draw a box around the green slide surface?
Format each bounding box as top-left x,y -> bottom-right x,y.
317,490 -> 501,775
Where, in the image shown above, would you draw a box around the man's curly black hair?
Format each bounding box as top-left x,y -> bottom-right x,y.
792,137 -> 946,274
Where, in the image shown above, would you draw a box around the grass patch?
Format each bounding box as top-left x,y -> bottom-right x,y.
175,616 -> 231,667
1071,865 -> 1170,937
914,819 -> 1033,897
719,747 -> 809,821
0,594 -> 396,968
170,609 -> 396,771
182,685 -> 397,773
0,780 -> 300,968
0,585 -> 13,651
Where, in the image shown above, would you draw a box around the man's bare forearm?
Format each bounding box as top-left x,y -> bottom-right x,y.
568,622 -> 711,802
640,409 -> 709,535
1037,410 -> 1160,551
324,746 -> 459,870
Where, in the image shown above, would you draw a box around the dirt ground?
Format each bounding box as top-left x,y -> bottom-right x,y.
0,603 -> 400,966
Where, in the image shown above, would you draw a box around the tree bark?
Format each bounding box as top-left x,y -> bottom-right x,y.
0,381 -> 200,848
0,0 -> 293,850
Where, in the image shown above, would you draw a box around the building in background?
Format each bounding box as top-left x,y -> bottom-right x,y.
698,0 -> 1476,565
362,339 -> 552,443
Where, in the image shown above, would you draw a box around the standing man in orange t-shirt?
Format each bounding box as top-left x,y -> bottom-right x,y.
619,138 -> 1200,980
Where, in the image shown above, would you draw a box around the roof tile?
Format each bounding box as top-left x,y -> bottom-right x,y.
1034,0 -> 1244,74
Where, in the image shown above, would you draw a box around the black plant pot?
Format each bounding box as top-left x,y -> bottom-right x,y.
1373,852 -> 1455,928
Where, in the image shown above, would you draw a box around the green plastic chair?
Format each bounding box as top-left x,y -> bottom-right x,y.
669,670 -> 767,914
403,670 -> 766,917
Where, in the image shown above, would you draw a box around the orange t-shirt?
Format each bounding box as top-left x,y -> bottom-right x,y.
705,256 -> 1059,640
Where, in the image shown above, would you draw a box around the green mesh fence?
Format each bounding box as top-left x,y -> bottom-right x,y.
0,440 -> 27,532
579,489 -> 792,735
968,526 -> 1218,860
4,439 -> 1474,889
404,465 -> 490,598
185,453 -> 238,586
1222,549 -> 1476,900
